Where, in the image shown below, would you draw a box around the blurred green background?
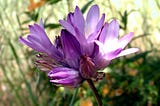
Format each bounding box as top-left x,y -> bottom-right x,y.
0,0 -> 160,106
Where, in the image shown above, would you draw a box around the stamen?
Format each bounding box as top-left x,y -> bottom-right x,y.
35,53 -> 61,72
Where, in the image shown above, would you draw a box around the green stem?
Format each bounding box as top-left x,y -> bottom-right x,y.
87,79 -> 102,106
69,88 -> 78,106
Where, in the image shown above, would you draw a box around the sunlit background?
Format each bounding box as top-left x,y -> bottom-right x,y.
0,0 -> 160,106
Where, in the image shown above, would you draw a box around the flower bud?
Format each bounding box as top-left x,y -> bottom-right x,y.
48,67 -> 83,87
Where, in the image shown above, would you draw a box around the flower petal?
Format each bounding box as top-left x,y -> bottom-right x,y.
59,20 -> 76,35
73,6 -> 85,35
19,36 -> 43,52
27,35 -> 46,52
33,24 -> 52,46
99,22 -> 109,43
87,14 -> 105,42
81,41 -> 94,56
94,54 -> 111,70
104,20 -> 119,42
48,67 -> 82,87
104,48 -> 122,60
20,20 -> 63,60
39,18 -> 44,29
118,32 -> 134,49
29,25 -> 37,35
29,19 -> 44,38
61,30 -> 81,68
48,68 -> 77,79
90,42 -> 99,58
117,48 -> 139,57
67,12 -> 74,24
85,5 -> 99,36
96,14 -> 105,31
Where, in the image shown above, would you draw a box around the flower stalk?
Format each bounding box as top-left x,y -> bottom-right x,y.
87,79 -> 102,106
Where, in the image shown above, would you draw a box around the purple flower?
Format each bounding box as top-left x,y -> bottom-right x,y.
59,5 -> 139,77
19,20 -> 83,87
19,5 -> 140,106
94,20 -> 139,69
19,19 -> 63,60
59,5 -> 105,56
19,5 -> 139,88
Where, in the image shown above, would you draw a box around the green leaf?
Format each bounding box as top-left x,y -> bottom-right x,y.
44,23 -> 60,29
8,39 -> 20,64
24,9 -> 40,22
155,0 -> 160,10
119,10 -> 128,30
46,0 -> 62,5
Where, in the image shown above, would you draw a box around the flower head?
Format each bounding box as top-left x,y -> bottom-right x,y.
19,5 -> 139,106
20,5 -> 139,88
59,5 -> 139,70
19,20 -> 83,87
94,20 -> 139,69
59,5 -> 105,56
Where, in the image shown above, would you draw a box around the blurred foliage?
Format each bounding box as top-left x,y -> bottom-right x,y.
0,0 -> 160,106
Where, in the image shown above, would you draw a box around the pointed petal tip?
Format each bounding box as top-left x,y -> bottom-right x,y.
19,36 -> 23,42
129,48 -> 140,53
59,20 -> 65,26
39,18 -> 43,22
19,36 -> 26,44
129,32 -> 134,37
75,5 -> 80,11
91,4 -> 99,9
59,20 -> 65,25
102,13 -> 105,18
28,25 -> 32,28
104,22 -> 109,26
134,48 -> 140,52
60,29 -> 66,35
39,18 -> 44,28
117,48 -> 140,57
110,19 -> 118,25
130,32 -> 134,34
59,20 -> 62,23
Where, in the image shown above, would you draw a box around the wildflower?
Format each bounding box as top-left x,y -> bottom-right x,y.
19,20 -> 83,87
59,5 -> 139,77
20,5 -> 139,89
20,5 -> 139,106
59,5 -> 105,56
94,20 -> 139,69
